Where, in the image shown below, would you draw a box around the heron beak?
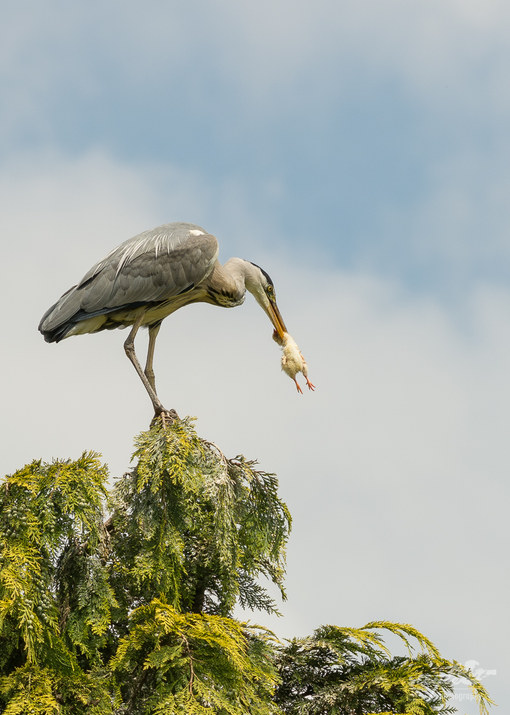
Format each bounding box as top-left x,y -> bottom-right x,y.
267,299 -> 287,340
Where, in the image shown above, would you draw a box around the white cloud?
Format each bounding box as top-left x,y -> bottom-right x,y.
5,0 -> 510,286
4,0 -> 510,129
4,1 -> 510,283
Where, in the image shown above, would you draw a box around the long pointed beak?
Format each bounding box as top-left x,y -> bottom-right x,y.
267,299 -> 287,340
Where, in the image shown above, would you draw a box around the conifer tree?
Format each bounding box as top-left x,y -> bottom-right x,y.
0,418 -> 493,714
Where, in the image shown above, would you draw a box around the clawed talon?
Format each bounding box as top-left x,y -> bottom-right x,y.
293,378 -> 303,394
305,377 -> 315,391
151,407 -> 179,428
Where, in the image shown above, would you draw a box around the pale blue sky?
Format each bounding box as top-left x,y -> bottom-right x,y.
2,2 -> 509,711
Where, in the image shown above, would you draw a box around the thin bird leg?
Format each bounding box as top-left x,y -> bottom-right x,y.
293,377 -> 303,395
124,315 -> 167,415
144,323 -> 161,392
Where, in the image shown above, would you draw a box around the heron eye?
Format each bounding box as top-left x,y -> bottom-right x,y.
267,285 -> 274,295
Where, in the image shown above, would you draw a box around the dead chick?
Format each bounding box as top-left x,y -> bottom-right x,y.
273,330 -> 315,394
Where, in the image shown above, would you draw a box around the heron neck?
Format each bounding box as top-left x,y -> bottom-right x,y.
208,258 -> 251,304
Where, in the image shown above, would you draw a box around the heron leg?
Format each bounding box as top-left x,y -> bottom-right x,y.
144,322 -> 161,392
124,316 -> 167,416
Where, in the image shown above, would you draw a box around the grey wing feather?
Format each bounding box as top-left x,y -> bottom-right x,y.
79,222 -> 215,306
39,223 -> 218,336
78,222 -> 205,286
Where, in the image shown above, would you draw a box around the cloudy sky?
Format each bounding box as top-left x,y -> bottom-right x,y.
1,1 -> 508,709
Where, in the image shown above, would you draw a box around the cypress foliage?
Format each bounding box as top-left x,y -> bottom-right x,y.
0,419 -> 493,714
273,622 -> 494,715
109,418 -> 290,619
0,452 -> 114,713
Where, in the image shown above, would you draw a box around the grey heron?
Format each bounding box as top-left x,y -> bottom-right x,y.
39,222 -> 292,417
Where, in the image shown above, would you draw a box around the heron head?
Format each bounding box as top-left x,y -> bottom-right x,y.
246,262 -> 288,340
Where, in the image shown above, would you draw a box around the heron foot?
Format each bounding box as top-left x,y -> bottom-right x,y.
151,406 -> 179,428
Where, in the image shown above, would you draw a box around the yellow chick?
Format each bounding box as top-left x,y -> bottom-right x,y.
274,331 -> 315,394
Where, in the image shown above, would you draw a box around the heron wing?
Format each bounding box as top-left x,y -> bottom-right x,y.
76,223 -> 218,313
39,223 -> 219,339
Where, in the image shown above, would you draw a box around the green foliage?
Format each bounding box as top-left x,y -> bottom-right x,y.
273,621 -> 494,715
110,599 -> 278,714
0,419 -> 289,713
109,419 -> 290,618
0,418 -> 493,714
0,453 -> 115,713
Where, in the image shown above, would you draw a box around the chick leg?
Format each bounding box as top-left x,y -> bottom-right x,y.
300,352 -> 315,391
